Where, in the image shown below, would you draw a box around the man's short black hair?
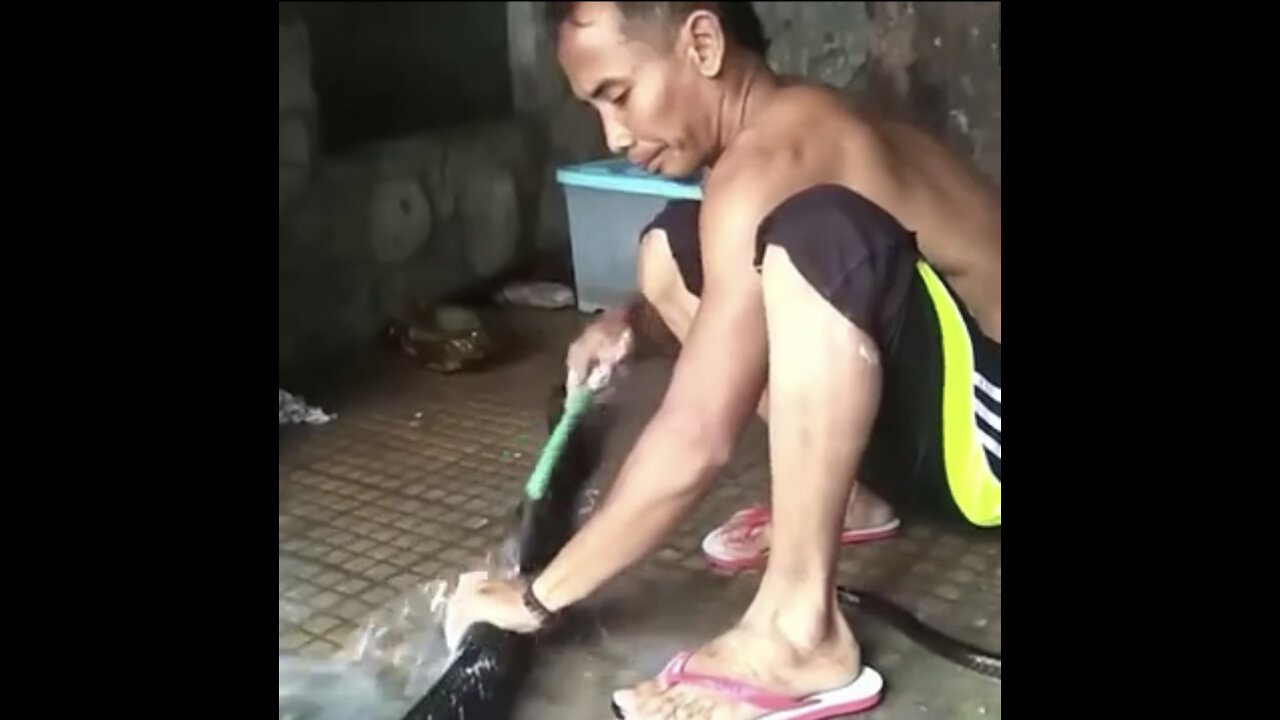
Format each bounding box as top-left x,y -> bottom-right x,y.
545,2 -> 770,58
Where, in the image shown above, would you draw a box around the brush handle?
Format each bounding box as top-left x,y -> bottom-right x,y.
523,386 -> 594,500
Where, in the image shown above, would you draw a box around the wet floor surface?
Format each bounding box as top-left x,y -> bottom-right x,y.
280,309 -> 1001,719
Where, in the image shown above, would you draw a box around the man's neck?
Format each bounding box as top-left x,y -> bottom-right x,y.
707,57 -> 777,166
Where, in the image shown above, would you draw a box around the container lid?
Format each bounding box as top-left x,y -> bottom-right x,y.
555,158 -> 704,200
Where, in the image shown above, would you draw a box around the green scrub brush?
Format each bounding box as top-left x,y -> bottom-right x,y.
523,385 -> 596,501
508,383 -> 599,579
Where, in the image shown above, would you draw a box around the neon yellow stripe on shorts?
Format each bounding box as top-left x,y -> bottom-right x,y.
915,261 -> 1001,527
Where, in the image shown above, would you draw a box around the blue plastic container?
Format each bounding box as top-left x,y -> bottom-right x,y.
555,158 -> 705,313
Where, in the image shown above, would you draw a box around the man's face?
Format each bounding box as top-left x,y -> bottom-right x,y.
555,3 -> 718,179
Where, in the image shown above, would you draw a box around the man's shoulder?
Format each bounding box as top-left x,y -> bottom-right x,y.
762,84 -> 882,144
701,123 -> 807,211
698,141 -> 795,241
703,135 -> 781,198
707,90 -> 884,197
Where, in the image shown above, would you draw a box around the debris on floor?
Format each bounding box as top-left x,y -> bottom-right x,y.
494,281 -> 576,309
383,303 -> 497,374
280,389 -> 337,425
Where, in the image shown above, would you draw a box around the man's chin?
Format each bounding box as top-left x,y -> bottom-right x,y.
655,162 -> 704,182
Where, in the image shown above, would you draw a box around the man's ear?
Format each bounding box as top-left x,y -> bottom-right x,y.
682,9 -> 726,77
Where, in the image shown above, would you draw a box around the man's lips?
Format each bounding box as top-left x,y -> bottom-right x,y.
629,149 -> 662,172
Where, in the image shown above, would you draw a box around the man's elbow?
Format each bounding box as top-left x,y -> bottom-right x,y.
691,431 -> 735,474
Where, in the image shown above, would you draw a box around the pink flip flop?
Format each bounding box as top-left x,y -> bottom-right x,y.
611,651 -> 884,719
701,505 -> 900,571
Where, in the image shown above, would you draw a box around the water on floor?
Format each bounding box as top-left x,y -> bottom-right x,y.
279,308 -> 1001,719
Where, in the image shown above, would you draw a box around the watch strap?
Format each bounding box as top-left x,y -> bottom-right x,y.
521,578 -> 556,625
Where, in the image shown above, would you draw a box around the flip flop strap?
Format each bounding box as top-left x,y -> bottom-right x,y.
725,505 -> 771,541
659,652 -> 814,712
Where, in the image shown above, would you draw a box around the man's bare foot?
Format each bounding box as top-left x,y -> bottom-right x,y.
841,485 -> 896,531
612,615 -> 869,719
702,485 -> 899,570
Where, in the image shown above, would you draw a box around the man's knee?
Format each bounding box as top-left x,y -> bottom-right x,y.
637,199 -> 703,308
637,228 -> 684,309
754,185 -> 915,347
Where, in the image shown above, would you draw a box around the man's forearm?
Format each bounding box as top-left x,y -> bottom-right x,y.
529,412 -> 725,612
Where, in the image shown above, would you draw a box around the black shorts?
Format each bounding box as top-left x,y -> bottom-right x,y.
641,186 -> 1001,527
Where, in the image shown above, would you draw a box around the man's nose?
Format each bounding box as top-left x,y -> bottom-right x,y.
603,119 -> 634,155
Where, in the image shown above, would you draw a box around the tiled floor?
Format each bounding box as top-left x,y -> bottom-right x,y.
279,308 -> 1001,719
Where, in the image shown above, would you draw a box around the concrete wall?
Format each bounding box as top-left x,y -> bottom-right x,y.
866,2 -> 1001,185
283,1 -> 513,154
279,14 -> 318,219
754,2 -> 873,95
279,122 -> 544,371
279,8 -> 543,377
278,2 -> 1000,376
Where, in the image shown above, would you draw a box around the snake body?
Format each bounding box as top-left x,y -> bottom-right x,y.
398,384 -> 610,720
836,585 -> 1001,681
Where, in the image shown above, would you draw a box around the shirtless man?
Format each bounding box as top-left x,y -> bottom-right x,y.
449,3 -> 1002,718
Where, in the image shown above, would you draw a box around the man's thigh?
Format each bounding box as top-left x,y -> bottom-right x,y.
644,186 -> 1005,530
742,184 -> 1001,528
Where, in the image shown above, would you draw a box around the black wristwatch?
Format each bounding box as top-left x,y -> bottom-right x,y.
521,578 -> 557,626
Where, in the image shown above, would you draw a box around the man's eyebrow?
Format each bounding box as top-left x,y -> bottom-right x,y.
588,78 -> 626,100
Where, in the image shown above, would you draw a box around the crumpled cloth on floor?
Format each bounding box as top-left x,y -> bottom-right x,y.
279,389 -> 337,425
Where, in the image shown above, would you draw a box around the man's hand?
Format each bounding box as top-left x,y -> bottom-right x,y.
443,573 -> 543,648
566,307 -> 634,392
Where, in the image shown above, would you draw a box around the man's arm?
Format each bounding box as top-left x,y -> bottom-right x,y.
530,169 -> 772,613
